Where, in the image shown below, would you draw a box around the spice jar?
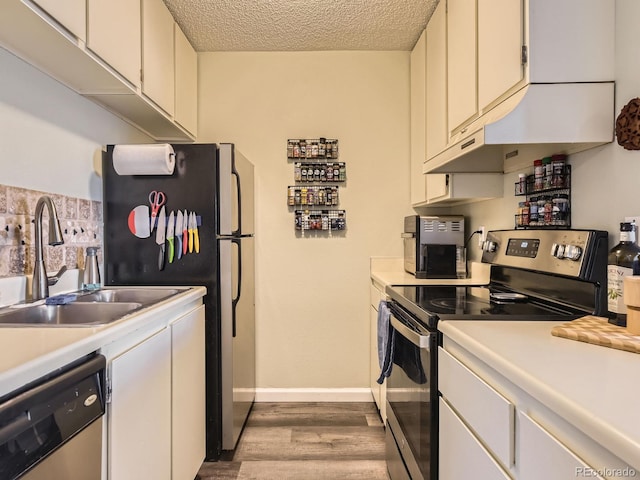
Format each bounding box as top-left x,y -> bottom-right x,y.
542,157 -> 552,189
534,159 -> 543,191
543,196 -> 553,225
552,154 -> 567,187
522,200 -> 530,226
529,196 -> 539,225
552,194 -> 569,226
517,173 -> 527,195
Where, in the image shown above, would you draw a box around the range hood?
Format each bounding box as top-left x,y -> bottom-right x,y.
423,82 -> 615,174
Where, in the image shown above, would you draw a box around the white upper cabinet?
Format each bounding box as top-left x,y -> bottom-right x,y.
447,0 -> 477,135
0,0 -> 198,140
175,23 -> 198,135
477,0 -> 524,112
410,29 -> 427,206
425,0 -> 448,161
142,0 -> 175,116
87,0 -> 141,88
32,0 -> 86,41
527,0 -> 614,83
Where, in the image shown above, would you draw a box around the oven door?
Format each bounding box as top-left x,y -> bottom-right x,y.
385,307 -> 438,480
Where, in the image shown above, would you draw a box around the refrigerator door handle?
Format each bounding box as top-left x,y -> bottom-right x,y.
231,161 -> 242,236
231,238 -> 242,338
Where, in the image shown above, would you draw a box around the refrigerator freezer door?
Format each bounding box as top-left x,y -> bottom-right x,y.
220,236 -> 255,451
218,144 -> 255,237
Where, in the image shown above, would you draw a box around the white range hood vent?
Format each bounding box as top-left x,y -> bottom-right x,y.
424,82 -> 615,174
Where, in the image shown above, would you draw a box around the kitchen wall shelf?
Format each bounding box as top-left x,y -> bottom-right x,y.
287,186 -> 340,207
287,138 -> 339,160
295,210 -> 346,232
514,165 -> 571,229
294,162 -> 346,183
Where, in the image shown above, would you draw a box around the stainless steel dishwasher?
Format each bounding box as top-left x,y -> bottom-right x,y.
0,354 -> 106,480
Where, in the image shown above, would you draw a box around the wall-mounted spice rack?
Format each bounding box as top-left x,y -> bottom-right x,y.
294,162 -> 346,183
287,138 -> 339,160
514,165 -> 571,229
287,138 -> 346,234
287,186 -> 339,207
295,210 -> 346,231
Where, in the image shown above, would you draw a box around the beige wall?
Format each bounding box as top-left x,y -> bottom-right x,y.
0,48 -> 151,200
198,51 -> 412,390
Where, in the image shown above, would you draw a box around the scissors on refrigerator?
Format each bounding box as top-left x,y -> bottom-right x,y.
149,190 -> 166,232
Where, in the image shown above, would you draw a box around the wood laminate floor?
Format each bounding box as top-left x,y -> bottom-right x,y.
196,402 -> 389,480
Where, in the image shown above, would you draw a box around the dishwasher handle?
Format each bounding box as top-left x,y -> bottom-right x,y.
390,314 -> 433,350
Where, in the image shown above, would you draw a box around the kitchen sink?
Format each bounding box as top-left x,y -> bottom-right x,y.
0,302 -> 143,327
74,288 -> 182,306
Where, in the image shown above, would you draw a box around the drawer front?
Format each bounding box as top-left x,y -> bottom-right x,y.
438,347 -> 514,467
439,398 -> 511,480
518,411 -> 605,480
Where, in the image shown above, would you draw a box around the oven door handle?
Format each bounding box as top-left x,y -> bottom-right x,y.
390,314 -> 432,349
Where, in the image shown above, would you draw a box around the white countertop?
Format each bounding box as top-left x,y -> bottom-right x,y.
0,286 -> 206,398
370,257 -> 491,289
438,319 -> 640,472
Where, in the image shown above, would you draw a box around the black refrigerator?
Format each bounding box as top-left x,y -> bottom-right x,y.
102,143 -> 255,460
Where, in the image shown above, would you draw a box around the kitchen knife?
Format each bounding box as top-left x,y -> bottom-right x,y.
176,210 -> 183,260
188,211 -> 194,253
183,209 -> 189,255
193,212 -> 200,254
167,210 -> 175,264
156,206 -> 166,271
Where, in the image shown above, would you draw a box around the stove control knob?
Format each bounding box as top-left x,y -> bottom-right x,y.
564,245 -> 583,261
484,240 -> 497,253
551,243 -> 565,258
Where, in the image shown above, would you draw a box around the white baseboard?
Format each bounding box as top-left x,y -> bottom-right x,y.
254,388 -> 374,403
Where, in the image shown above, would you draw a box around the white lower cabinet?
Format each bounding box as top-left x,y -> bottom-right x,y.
104,302 -> 206,480
439,397 -> 511,480
518,411 -> 604,480
171,305 -> 206,480
109,327 -> 172,480
439,334 -> 633,480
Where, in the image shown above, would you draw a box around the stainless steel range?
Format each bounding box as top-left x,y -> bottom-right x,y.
383,229 -> 609,480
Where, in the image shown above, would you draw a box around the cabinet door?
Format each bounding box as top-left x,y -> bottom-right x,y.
518,411 -> 605,480
425,0 -> 448,160
447,0 -> 477,134
478,0 -> 524,112
171,305 -> 206,480
174,23 -> 198,135
142,0 -> 175,115
426,174 -> 449,203
410,29 -> 427,205
109,328 -> 171,480
32,0 -> 86,41
87,0 -> 141,88
439,398 -> 511,480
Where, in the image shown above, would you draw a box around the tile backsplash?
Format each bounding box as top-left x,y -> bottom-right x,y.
0,184 -> 102,278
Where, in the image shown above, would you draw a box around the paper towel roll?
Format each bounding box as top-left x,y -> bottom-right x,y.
112,144 -> 175,175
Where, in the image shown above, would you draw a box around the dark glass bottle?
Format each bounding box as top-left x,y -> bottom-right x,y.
608,222 -> 640,326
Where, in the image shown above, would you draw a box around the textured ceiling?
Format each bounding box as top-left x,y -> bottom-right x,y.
163,0 -> 439,52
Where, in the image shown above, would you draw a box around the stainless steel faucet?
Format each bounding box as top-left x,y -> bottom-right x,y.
32,196 -> 66,301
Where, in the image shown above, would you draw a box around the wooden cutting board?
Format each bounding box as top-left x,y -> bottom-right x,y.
551,316 -> 640,354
